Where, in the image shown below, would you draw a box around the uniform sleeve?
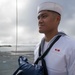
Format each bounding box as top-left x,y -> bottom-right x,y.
67,47 -> 75,75
34,44 -> 39,62
68,60 -> 75,75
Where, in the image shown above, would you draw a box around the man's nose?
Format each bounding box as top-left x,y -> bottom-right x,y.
38,18 -> 43,24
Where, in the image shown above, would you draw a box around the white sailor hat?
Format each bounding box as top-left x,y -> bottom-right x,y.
37,2 -> 62,15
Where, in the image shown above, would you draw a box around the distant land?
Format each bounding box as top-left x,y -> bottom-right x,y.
0,45 -> 12,47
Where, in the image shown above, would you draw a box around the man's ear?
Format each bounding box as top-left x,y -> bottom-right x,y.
57,15 -> 61,22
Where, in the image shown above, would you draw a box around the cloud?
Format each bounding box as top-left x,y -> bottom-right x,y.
0,0 -> 75,45
59,13 -> 75,37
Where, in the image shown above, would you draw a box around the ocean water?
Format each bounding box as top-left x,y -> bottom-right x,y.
0,45 -> 35,75
0,45 -> 36,52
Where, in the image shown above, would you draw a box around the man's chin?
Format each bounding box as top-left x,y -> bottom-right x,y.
39,30 -> 44,33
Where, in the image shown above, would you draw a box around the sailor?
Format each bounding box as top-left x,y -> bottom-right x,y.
34,2 -> 75,75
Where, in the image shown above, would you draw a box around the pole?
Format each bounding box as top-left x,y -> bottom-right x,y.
16,0 -> 18,52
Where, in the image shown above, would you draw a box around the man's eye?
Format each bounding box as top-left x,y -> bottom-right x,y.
42,15 -> 47,18
38,16 -> 40,19
37,14 -> 48,19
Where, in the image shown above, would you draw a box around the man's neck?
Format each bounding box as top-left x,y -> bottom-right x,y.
44,31 -> 58,42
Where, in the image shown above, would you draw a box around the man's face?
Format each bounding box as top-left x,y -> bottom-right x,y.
37,10 -> 59,34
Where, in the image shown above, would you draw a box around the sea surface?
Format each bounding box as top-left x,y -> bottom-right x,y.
0,45 -> 35,75
0,45 -> 36,52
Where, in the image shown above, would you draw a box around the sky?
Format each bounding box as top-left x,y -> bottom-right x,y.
0,0 -> 75,45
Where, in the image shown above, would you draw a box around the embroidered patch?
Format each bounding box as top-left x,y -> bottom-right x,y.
55,49 -> 60,52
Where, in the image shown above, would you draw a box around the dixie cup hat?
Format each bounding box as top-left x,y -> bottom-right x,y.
37,2 -> 62,15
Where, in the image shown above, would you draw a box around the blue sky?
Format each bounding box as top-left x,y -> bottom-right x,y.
0,0 -> 75,45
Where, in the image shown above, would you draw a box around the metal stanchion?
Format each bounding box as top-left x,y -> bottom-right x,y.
16,0 -> 18,53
